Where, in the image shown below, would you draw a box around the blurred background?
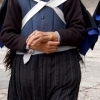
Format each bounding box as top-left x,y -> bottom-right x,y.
0,0 -> 100,100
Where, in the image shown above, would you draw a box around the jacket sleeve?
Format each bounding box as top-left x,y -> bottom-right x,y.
57,0 -> 86,47
0,0 -> 8,25
0,0 -> 27,52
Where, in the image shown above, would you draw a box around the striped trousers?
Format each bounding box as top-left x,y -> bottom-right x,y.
8,49 -> 81,100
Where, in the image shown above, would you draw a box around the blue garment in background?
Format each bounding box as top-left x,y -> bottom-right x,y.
79,28 -> 99,55
96,15 -> 100,35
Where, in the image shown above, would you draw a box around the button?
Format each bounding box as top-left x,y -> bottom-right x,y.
41,16 -> 45,20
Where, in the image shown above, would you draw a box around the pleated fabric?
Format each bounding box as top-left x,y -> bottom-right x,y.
8,49 -> 81,100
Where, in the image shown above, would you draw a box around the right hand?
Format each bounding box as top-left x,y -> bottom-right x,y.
29,41 -> 60,54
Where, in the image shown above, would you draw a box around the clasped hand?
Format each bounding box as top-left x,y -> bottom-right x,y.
26,30 -> 60,54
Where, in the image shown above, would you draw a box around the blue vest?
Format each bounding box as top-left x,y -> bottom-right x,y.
18,0 -> 66,37
14,0 -> 100,55
0,0 -> 99,56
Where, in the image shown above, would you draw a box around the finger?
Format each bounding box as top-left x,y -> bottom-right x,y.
42,37 -> 49,42
49,45 -> 58,49
45,48 -> 57,54
26,33 -> 36,43
27,34 -> 42,45
48,41 -> 60,46
42,35 -> 51,42
42,32 -> 53,42
26,31 -> 38,43
31,37 -> 42,46
26,30 -> 38,43
49,49 -> 57,52
29,30 -> 39,38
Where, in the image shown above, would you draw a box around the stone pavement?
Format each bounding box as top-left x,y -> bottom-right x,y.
0,0 -> 100,100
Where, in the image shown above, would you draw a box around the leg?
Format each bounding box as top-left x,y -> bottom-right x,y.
49,49 -> 81,100
7,74 -> 19,100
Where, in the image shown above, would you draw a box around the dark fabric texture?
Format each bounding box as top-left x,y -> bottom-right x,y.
80,1 -> 98,30
79,1 -> 99,54
0,0 -> 8,47
8,49 -> 81,100
0,0 -> 85,52
0,0 -> 8,25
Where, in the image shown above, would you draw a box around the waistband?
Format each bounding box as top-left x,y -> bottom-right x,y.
16,46 -> 76,55
16,46 -> 76,64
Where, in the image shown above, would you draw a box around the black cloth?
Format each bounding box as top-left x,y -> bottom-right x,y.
8,49 -> 81,100
79,1 -> 98,50
0,0 -> 98,51
0,1 -> 82,100
80,1 -> 97,30
0,0 -> 8,47
0,0 -> 8,25
0,0 -> 85,52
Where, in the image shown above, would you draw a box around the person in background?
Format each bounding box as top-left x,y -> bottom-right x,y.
0,0 -> 85,100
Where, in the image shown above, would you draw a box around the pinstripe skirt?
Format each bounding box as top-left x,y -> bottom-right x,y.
8,49 -> 81,100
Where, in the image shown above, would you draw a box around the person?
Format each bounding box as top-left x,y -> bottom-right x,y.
0,0 -> 85,100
